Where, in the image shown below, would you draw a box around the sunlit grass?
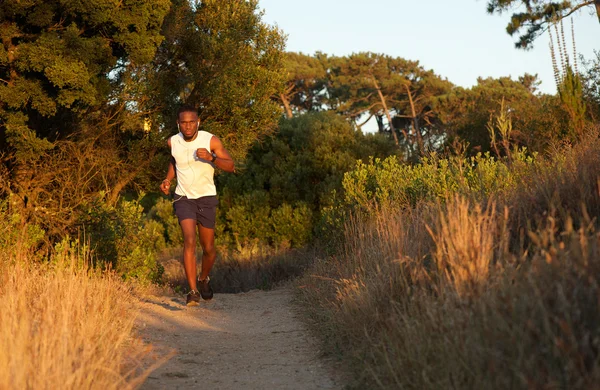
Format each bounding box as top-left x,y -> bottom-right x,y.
299,128 -> 600,389
0,255 -> 157,389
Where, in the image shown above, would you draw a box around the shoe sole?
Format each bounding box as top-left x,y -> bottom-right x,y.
186,301 -> 200,306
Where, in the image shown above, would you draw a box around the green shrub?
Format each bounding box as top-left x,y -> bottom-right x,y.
217,111 -> 397,249
269,202 -> 312,248
0,196 -> 45,262
149,197 -> 182,247
340,148 -> 537,213
80,196 -> 165,283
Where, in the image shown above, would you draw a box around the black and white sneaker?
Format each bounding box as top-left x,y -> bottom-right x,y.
186,289 -> 200,306
198,276 -> 213,300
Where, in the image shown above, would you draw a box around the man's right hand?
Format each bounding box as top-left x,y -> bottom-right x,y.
160,179 -> 171,195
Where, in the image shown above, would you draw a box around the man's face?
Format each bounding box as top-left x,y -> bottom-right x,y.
177,111 -> 200,139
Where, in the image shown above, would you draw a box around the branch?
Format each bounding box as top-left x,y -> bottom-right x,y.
356,112 -> 374,129
345,102 -> 381,117
560,1 -> 595,19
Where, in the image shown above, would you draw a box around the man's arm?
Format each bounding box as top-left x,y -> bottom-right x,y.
160,138 -> 176,195
210,136 -> 235,172
196,136 -> 235,172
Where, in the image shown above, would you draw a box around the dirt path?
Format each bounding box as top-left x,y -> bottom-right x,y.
136,286 -> 341,390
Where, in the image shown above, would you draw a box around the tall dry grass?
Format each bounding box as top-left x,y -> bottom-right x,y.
159,245 -> 313,293
0,255 -> 157,389
299,132 -> 600,389
429,197 -> 509,296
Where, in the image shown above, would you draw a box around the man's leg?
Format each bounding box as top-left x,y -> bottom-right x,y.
180,219 -> 198,291
198,225 -> 216,281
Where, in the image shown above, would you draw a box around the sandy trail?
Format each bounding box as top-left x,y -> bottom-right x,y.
136,286 -> 340,390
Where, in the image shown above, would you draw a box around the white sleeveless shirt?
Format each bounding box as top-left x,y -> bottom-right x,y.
171,131 -> 217,199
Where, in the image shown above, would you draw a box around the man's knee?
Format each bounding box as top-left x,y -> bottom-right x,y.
202,242 -> 216,257
183,235 -> 196,249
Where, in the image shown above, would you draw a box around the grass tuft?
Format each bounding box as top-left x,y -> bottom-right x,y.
0,256 -> 156,389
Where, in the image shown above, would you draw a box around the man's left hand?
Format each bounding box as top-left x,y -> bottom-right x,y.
196,148 -> 213,161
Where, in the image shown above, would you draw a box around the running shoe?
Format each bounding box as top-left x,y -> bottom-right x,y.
186,289 -> 200,306
198,276 -> 213,300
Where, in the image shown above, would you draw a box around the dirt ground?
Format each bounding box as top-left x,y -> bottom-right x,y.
136,286 -> 342,390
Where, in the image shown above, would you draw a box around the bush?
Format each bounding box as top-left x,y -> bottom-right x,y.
217,111 -> 397,250
149,197 -> 182,247
340,148 -> 537,213
0,196 -> 45,262
80,196 -> 165,283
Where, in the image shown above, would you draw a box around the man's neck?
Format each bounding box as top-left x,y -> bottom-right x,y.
182,130 -> 199,142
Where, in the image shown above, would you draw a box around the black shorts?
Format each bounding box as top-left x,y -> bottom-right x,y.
172,194 -> 219,229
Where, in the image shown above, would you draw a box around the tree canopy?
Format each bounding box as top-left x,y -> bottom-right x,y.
487,0 -> 600,48
0,0 -> 287,239
153,0 -> 286,160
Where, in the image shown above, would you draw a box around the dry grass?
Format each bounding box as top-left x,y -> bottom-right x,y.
506,129 -> 600,241
159,246 -> 313,293
299,132 -> 600,389
0,255 -> 159,389
430,197 -> 510,296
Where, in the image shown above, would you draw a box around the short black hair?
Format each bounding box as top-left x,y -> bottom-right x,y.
177,104 -> 198,119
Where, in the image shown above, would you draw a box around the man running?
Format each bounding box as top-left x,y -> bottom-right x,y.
159,105 -> 235,306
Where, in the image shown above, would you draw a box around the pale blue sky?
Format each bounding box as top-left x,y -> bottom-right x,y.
259,0 -> 599,95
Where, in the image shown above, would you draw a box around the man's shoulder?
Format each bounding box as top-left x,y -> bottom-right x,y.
199,130 -> 214,137
168,133 -> 183,146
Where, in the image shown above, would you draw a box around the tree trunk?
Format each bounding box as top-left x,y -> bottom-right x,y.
108,169 -> 141,206
280,93 -> 293,119
595,0 -> 600,23
371,75 -> 402,146
375,115 -> 385,133
405,84 -> 424,156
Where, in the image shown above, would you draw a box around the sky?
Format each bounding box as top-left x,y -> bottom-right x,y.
258,0 -> 600,95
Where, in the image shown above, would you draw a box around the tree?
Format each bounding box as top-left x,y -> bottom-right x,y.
0,0 -> 170,234
0,0 -> 288,245
435,75 -> 570,153
581,50 -> 600,121
487,0 -> 600,49
277,52 -> 329,118
152,0 -> 286,161
328,52 -> 453,159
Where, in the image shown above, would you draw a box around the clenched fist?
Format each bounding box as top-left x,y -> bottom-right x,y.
196,148 -> 215,162
159,179 -> 171,195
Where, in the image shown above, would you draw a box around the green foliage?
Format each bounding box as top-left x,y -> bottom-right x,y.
339,149 -> 537,213
1,0 -> 288,273
435,75 -> 570,153
486,0 -> 600,49
81,197 -> 165,283
581,51 -> 600,120
217,111 -> 397,249
558,66 -> 587,136
0,0 -> 170,142
276,52 -> 454,157
149,197 -> 183,247
0,197 -> 45,261
279,52 -> 329,116
0,0 -> 172,240
224,196 -> 312,250
329,52 -> 453,156
154,0 -> 286,161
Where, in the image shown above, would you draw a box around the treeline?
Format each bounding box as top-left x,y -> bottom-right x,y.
277,51 -> 599,155
2,0 -> 599,282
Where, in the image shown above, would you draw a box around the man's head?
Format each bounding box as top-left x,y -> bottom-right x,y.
177,104 -> 200,140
